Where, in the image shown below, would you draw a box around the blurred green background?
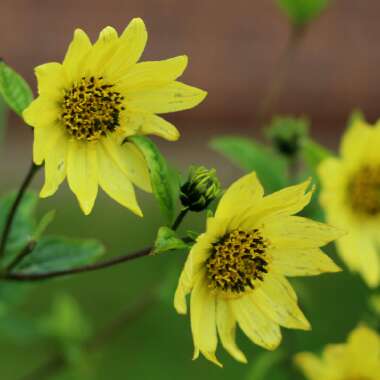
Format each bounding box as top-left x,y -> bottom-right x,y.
0,0 -> 378,379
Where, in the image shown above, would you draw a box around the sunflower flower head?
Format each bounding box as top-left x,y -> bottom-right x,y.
174,172 -> 342,366
295,324 -> 380,380
23,19 -> 207,215
318,117 -> 380,287
180,166 -> 221,212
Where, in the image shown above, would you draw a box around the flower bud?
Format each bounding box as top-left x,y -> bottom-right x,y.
266,116 -> 309,158
180,166 -> 221,212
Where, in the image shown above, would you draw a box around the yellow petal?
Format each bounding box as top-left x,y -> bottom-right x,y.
33,124 -> 63,165
340,119 -> 373,168
231,294 -> 282,350
105,18 -> 147,80
265,216 -> 344,249
126,81 -> 207,114
190,272 -> 221,367
67,140 -> 98,215
337,230 -> 380,287
253,273 -> 310,330
86,26 -> 119,75
255,179 -> 313,221
35,62 -> 67,98
40,129 -> 67,197
216,298 -> 247,363
294,352 -> 325,380
118,55 -> 188,91
174,233 -> 215,314
23,96 -> 59,128
347,324 -> 380,369
97,144 -> 142,217
271,247 -> 341,277
101,136 -> 151,192
62,29 -> 92,81
125,112 -> 180,141
215,172 -> 264,221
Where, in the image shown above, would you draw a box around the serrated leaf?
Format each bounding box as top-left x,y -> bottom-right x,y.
277,0 -> 329,27
154,226 -> 189,255
211,136 -> 288,192
13,236 -> 105,275
129,136 -> 178,223
0,191 -> 38,261
0,60 -> 33,116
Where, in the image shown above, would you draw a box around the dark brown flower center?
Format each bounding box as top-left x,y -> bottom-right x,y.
349,166 -> 380,216
61,76 -> 125,141
206,229 -> 269,294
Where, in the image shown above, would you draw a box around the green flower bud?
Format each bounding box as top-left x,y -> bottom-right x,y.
180,166 -> 221,212
265,116 -> 309,158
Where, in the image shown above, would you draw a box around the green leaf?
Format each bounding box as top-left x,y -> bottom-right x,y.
0,97 -> 7,147
129,136 -> 179,223
0,60 -> 33,116
301,138 -> 333,172
154,226 -> 189,255
0,314 -> 41,343
0,191 -> 38,260
33,210 -> 56,240
13,236 -> 105,275
277,0 -> 329,27
211,136 -> 288,192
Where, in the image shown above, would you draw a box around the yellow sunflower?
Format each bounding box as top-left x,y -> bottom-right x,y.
23,18 -> 206,215
174,172 -> 342,366
318,118 -> 380,287
295,324 -> 380,380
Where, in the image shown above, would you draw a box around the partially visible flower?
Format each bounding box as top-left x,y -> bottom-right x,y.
23,18 -> 206,215
295,324 -> 380,380
318,118 -> 380,287
180,166 -> 221,212
174,172 -> 342,366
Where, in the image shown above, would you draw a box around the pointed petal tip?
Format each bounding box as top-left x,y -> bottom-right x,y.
203,351 -> 223,368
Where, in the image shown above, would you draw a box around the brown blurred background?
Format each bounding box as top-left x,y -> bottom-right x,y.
1,0 -> 380,171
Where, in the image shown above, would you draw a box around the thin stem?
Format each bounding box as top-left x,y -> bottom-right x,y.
5,240 -> 36,272
4,247 -> 152,282
257,25 -> 305,125
3,201 -> 190,282
19,293 -> 155,380
171,208 -> 189,231
0,162 -> 40,259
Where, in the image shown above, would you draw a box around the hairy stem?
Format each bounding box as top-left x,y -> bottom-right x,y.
0,162 -> 40,259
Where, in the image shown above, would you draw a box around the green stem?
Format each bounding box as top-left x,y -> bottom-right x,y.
4,209 -> 190,282
0,162 -> 40,259
171,208 -> 189,231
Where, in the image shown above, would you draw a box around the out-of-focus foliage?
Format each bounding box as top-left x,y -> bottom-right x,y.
277,0 -> 330,27
129,136 -> 180,224
210,136 -> 287,192
0,60 -> 33,116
